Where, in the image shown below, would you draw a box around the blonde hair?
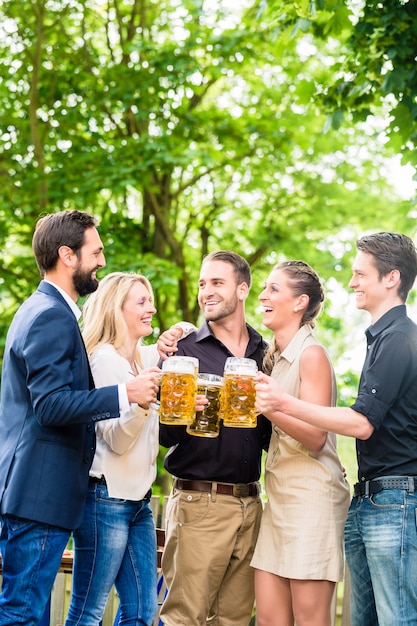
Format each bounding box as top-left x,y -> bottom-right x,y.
82,272 -> 154,365
263,261 -> 325,375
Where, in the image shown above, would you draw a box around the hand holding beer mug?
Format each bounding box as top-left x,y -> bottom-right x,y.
187,373 -> 223,438
159,356 -> 198,425
222,357 -> 258,428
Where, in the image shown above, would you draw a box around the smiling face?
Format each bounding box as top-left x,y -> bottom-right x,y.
122,280 -> 156,341
72,227 -> 106,297
348,250 -> 387,317
197,260 -> 247,322
258,268 -> 301,332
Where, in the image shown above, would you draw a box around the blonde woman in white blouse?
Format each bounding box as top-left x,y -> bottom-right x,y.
65,272 -> 191,626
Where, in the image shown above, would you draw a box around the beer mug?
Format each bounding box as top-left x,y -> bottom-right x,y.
187,356 -> 199,375
186,373 -> 223,438
222,357 -> 258,428
159,356 -> 198,425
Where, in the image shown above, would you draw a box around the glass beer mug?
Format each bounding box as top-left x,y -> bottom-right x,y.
186,373 -> 223,438
159,356 -> 198,425
222,357 -> 258,428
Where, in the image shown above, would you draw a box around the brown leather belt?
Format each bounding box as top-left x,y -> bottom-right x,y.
174,478 -> 260,498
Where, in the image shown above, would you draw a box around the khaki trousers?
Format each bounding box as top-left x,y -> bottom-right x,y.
160,484 -> 262,626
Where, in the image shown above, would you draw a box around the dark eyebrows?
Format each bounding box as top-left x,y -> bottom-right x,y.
199,277 -> 225,284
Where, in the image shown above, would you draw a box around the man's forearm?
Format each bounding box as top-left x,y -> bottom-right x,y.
278,393 -> 374,440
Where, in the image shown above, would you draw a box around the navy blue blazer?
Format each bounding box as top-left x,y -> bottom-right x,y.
0,281 -> 120,530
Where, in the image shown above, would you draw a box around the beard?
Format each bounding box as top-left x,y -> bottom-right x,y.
202,295 -> 239,322
73,266 -> 99,297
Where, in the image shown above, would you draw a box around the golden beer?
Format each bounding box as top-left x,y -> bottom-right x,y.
222,357 -> 258,428
187,374 -> 223,438
159,357 -> 198,425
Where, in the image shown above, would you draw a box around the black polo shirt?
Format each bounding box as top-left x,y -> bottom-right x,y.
351,305 -> 417,481
159,321 -> 271,484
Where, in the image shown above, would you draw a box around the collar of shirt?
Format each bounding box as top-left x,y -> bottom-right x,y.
279,324 -> 313,364
43,279 -> 82,321
195,320 -> 266,352
365,304 -> 406,345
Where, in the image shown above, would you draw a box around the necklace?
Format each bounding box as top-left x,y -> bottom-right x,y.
117,347 -> 139,376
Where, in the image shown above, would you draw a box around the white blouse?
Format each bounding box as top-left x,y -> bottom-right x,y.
88,323 -> 196,500
89,343 -> 160,500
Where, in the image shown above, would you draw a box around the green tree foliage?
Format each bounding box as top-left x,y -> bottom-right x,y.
0,0 -> 415,354
327,0 -> 417,165
2,0 -> 416,492
262,0 -> 417,167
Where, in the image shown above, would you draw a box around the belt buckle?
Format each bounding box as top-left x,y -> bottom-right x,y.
233,483 -> 250,497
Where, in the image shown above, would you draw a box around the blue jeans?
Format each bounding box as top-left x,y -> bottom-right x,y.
345,489 -> 417,626
65,481 -> 158,626
0,514 -> 70,626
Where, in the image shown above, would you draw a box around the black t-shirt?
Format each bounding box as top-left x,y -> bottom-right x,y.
351,305 -> 417,481
159,321 -> 271,484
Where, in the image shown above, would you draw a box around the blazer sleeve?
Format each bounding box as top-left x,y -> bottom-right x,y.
25,305 -> 120,426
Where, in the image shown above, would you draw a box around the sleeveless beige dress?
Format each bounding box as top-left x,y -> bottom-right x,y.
251,325 -> 350,581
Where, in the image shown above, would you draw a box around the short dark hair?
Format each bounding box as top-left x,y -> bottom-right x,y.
33,210 -> 97,276
202,250 -> 252,288
356,232 -> 417,302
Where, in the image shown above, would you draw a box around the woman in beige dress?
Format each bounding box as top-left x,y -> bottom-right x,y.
251,261 -> 350,626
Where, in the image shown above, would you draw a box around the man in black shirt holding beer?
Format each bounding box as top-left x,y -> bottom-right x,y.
158,250 -> 271,626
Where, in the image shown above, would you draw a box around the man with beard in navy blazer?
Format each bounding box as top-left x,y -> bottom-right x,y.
0,210 -> 160,626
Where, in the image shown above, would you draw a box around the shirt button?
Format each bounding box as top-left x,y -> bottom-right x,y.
371,388 -> 376,394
